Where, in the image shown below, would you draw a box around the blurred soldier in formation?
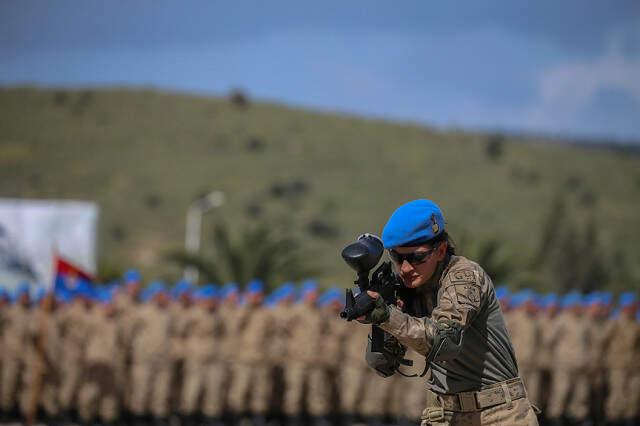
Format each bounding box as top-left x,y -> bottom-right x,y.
1,284 -> 30,418
585,292 -> 614,426
179,285 -> 226,426
268,283 -> 297,422
21,290 -> 61,422
537,293 -> 560,421
389,349 -> 428,426
605,292 -> 640,426
77,288 -> 123,425
546,292 -> 591,426
115,269 -> 143,413
58,280 -> 94,419
283,281 -> 333,426
506,290 -> 542,408
129,282 -> 173,426
338,314 -> 369,425
227,280 -> 274,426
216,283 -> 246,421
169,280 -> 195,416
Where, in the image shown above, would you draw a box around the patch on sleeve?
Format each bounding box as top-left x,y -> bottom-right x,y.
453,283 -> 482,308
450,269 -> 476,284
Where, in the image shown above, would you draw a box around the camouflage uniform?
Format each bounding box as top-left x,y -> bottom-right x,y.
506,307 -> 542,408
77,304 -> 123,424
282,302 -> 332,419
546,309 -> 591,423
228,303 -> 275,417
372,255 -> 538,425
180,302 -> 226,419
1,301 -> 31,412
129,300 -> 173,419
57,299 -> 92,414
604,310 -> 640,423
20,300 -> 61,419
339,321 -> 369,421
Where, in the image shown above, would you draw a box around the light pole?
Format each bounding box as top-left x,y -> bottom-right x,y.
184,191 -> 224,282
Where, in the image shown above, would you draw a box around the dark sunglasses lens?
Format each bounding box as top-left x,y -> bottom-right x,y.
412,251 -> 429,263
389,250 -> 402,263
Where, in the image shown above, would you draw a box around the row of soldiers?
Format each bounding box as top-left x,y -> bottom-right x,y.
1,272 -> 639,426
1,273 -> 427,426
500,288 -> 640,426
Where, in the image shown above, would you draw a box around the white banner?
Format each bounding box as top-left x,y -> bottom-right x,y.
0,198 -> 99,291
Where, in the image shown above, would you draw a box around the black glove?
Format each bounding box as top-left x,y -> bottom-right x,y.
355,291 -> 390,325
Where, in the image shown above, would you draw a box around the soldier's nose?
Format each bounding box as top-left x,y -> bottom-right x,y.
401,260 -> 413,272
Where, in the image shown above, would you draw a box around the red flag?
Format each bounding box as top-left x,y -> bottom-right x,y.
54,254 -> 94,282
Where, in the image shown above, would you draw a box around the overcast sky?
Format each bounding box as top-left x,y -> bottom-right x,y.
1,1 -> 639,141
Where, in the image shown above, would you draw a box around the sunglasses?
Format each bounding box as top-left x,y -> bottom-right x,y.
388,246 -> 437,265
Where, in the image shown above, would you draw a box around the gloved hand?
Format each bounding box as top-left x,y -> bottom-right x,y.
356,291 -> 390,325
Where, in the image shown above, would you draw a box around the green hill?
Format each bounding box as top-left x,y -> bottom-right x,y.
1,87 -> 639,291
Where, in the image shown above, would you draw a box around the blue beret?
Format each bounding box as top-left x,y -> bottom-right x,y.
96,288 -> 113,304
124,269 -> 141,283
15,282 -> 31,299
193,284 -> 218,300
299,279 -> 318,299
495,285 -> 509,300
600,292 -> 613,306
246,279 -> 264,294
33,287 -> 47,303
142,281 -> 166,301
319,288 -> 343,307
382,200 -> 446,249
221,282 -> 239,298
541,293 -> 558,308
171,280 -> 193,299
561,292 -> 583,309
619,292 -> 637,308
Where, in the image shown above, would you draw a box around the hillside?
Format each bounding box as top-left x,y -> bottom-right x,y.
1,87 -> 639,290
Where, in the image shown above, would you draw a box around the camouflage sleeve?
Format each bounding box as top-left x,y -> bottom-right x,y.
379,262 -> 487,360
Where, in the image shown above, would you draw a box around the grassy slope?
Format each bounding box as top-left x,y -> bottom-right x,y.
1,87 -> 639,288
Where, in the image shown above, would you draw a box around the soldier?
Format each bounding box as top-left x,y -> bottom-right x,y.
227,280 -> 275,426
338,318 -> 370,425
605,292 -> 640,426
349,200 -> 538,425
282,281 -> 333,426
115,269 -> 143,414
21,289 -> 62,424
180,285 -> 226,426
1,285 -> 32,419
77,288 -> 124,425
169,280 -> 195,416
318,289 -> 349,424
546,292 -> 591,426
217,283 -> 248,420
506,290 -> 542,409
585,292 -> 614,425
0,287 -> 10,411
268,283 -> 297,421
535,292 -> 559,422
389,349 -> 429,426
129,281 -> 174,426
57,280 -> 94,420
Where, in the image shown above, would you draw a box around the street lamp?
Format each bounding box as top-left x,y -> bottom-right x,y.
184,191 -> 224,282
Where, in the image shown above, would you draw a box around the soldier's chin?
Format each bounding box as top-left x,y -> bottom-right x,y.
402,275 -> 426,289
